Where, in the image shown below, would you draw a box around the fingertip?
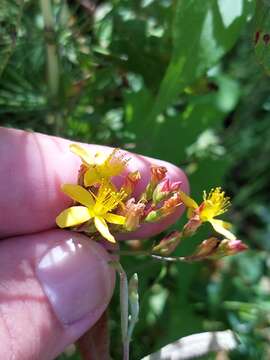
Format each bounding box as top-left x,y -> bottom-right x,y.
35,231 -> 115,326
0,230 -> 115,359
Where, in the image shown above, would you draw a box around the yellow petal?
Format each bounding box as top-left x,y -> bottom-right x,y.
62,184 -> 95,208
104,213 -> 126,225
179,191 -> 198,209
69,143 -> 94,165
209,219 -> 236,240
93,152 -> 108,165
56,206 -> 91,228
94,216 -> 115,243
84,168 -> 101,187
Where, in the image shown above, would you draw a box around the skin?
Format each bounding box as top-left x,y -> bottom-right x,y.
0,127 -> 189,360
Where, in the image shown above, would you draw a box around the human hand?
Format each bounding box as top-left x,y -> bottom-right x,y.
0,127 -> 188,360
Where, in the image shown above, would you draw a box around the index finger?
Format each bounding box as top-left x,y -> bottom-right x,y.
0,128 -> 188,238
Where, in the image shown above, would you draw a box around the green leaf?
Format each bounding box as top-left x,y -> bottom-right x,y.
147,0 -> 253,122
125,74 -> 239,165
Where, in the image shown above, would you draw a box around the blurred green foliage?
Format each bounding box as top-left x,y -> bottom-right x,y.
2,0 -> 270,359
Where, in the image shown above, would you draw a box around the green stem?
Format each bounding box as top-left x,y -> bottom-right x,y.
115,250 -> 150,257
40,0 -> 62,133
127,273 -> 139,342
113,250 -> 190,262
111,262 -> 129,360
46,39 -> 60,98
151,254 -> 190,262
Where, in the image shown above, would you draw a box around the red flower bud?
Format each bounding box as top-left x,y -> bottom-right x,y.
122,171 -> 141,196
153,179 -> 182,204
150,165 -> 167,184
123,198 -> 145,231
216,239 -> 248,257
152,231 -> 182,255
162,192 -> 182,216
182,209 -> 202,237
162,179 -> 182,192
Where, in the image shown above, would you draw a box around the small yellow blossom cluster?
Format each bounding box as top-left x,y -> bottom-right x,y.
152,187 -> 248,259
56,144 -> 247,260
56,144 -> 181,243
179,187 -> 235,240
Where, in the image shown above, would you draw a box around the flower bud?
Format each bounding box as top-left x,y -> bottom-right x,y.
182,210 -> 202,237
145,193 -> 182,222
139,167 -> 169,202
123,198 -> 145,231
191,237 -> 219,259
152,231 -> 182,255
152,179 -> 182,205
211,239 -> 248,258
150,165 -> 167,184
144,209 -> 162,223
122,171 -> 141,196
161,192 -> 182,216
187,238 -> 248,261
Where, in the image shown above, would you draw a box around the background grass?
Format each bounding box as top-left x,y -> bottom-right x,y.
2,0 -> 270,359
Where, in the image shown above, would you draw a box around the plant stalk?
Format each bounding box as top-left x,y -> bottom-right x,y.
40,0 -> 62,134
112,262 -> 130,360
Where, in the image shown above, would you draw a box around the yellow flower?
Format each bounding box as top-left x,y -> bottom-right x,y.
179,187 -> 236,240
56,183 -> 126,243
200,188 -> 230,220
70,144 -> 127,187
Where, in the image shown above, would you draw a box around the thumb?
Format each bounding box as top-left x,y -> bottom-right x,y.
0,230 -> 115,360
